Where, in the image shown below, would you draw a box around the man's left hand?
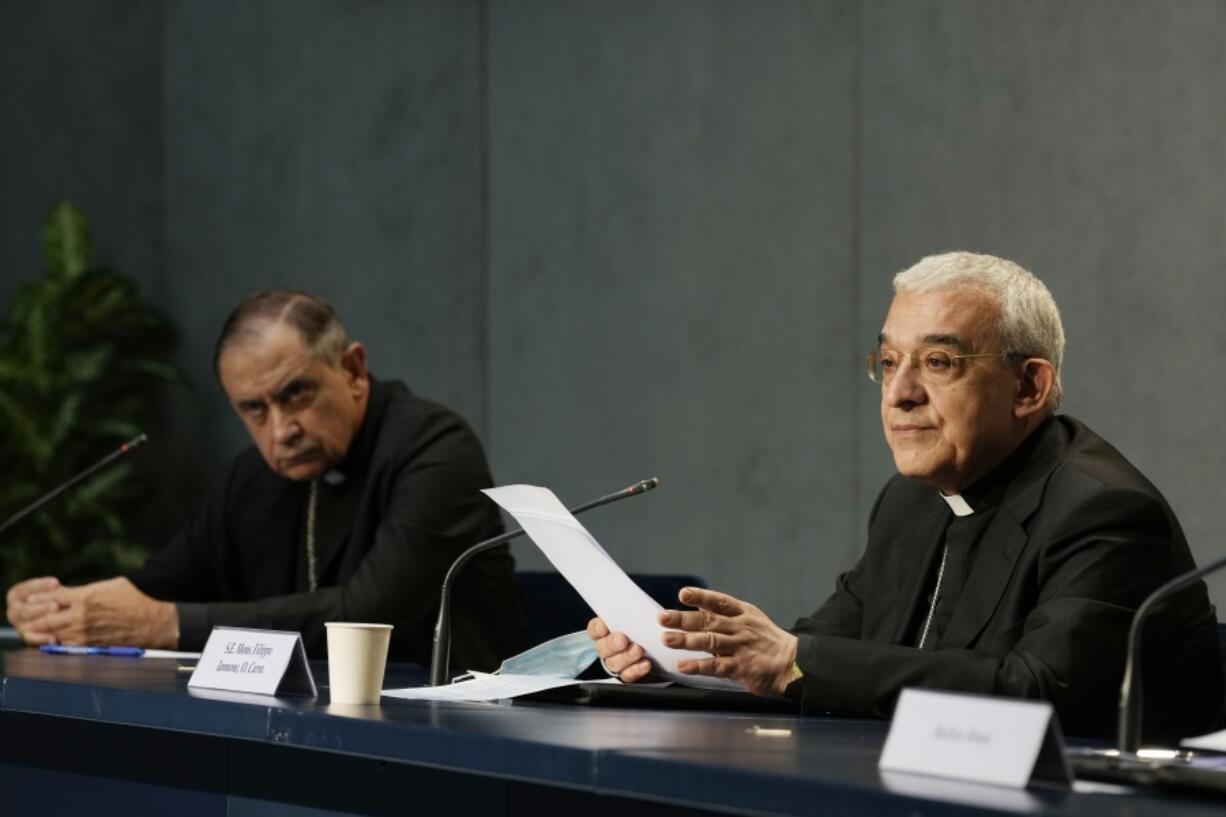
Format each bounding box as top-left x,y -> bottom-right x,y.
36,578 -> 179,649
660,587 -> 799,697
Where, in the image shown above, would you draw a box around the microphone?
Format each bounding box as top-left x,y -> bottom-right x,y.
429,477 -> 660,686
1117,552 -> 1226,753
0,433 -> 148,538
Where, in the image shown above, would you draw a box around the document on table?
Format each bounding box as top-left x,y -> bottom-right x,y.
383,672 -> 621,702
483,485 -> 740,691
144,649 -> 203,659
1182,728 -> 1226,751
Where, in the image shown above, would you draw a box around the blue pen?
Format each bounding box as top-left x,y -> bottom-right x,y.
40,645 -> 145,657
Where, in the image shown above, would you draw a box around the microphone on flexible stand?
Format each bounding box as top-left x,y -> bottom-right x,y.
1117,552 -> 1226,753
429,477 -> 660,686
1066,553 -> 1226,791
0,433 -> 148,538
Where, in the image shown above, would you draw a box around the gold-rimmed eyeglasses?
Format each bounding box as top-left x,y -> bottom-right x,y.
865,348 -> 1016,385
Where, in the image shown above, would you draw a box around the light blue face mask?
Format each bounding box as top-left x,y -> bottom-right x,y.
497,630 -> 598,679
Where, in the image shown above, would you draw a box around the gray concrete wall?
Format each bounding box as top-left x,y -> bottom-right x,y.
486,1 -> 861,621
0,1 -> 163,306
3,1 -> 1226,621
157,0 -> 487,529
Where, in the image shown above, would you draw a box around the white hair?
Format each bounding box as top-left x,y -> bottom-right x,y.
893,252 -> 1065,409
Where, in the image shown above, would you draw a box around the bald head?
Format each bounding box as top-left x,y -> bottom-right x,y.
213,290 -> 349,381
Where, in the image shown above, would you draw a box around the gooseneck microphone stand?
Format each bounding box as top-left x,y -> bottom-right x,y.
0,434 -> 148,538
1117,552 -> 1226,753
428,477 -> 660,686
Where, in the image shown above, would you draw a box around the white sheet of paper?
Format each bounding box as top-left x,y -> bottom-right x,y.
143,649 -> 203,659
484,484 -> 739,691
1182,728 -> 1226,751
382,672 -> 621,702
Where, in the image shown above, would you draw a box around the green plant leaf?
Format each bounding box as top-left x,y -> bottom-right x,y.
35,512 -> 73,560
0,349 -> 28,382
43,202 -> 93,280
0,482 -> 41,535
0,389 -> 52,470
63,345 -> 114,385
80,418 -> 143,440
48,389 -> 85,451
8,279 -> 57,332
118,358 -> 183,382
73,461 -> 135,506
9,282 -> 62,397
77,276 -> 132,323
108,540 -> 149,572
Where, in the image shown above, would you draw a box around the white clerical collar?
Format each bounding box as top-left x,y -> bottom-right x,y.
940,492 -> 975,517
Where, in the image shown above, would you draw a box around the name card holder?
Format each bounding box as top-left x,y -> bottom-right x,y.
189,626 -> 318,697
879,688 -> 1071,789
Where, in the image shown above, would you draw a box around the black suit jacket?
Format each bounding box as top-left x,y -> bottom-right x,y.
791,415 -> 1222,742
129,379 -> 526,672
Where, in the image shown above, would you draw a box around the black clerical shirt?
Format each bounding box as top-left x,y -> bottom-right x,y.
130,378 -> 526,671
914,432 -> 1042,650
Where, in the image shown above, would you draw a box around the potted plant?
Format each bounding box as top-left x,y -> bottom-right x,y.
0,202 -> 180,599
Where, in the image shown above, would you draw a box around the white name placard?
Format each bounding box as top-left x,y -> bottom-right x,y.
879,688 -> 1071,789
188,627 -> 317,697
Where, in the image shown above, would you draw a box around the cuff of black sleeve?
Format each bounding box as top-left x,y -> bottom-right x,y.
175,603 -> 211,651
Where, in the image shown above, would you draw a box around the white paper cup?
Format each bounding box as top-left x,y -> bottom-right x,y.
325,622 -> 393,705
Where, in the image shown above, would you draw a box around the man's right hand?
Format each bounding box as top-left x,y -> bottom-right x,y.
587,617 -> 655,682
5,576 -> 63,645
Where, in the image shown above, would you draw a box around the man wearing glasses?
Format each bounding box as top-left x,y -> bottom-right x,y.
590,251 -> 1222,741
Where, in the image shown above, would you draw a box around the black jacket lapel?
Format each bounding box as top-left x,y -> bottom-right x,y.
939,510 -> 1029,649
307,378 -> 392,587
310,483 -> 359,584
888,498 -> 952,644
939,422 -> 1064,649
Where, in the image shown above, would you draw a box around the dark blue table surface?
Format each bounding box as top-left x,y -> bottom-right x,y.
1,644 -> 1223,816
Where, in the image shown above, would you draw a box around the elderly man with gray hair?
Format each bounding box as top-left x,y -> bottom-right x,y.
591,251 -> 1222,742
